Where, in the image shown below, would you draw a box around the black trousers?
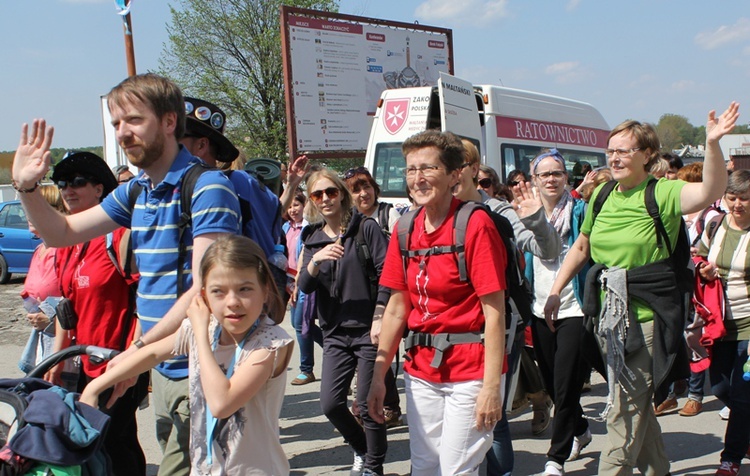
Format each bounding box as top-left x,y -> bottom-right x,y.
80,371 -> 150,476
320,327 -> 387,474
531,316 -> 589,464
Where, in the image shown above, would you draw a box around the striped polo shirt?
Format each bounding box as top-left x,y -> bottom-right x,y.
101,147 -> 241,378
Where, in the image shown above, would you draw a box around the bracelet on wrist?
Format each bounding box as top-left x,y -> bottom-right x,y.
11,180 -> 40,193
132,338 -> 145,349
311,259 -> 321,267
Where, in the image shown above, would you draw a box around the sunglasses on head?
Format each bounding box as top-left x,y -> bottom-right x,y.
56,176 -> 92,190
309,186 -> 340,203
478,178 -> 493,189
344,166 -> 370,180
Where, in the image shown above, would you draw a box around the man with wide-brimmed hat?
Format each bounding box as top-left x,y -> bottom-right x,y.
12,73 -> 242,476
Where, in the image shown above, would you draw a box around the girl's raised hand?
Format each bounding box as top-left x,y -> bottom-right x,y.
514,181 -> 542,218
187,293 -> 211,334
12,119 -> 54,189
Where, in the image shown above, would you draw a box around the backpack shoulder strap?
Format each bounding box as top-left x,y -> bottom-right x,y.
591,180 -> 618,224
105,231 -> 134,280
643,178 -> 672,253
452,201 -> 484,282
378,202 -> 393,234
127,180 -> 145,211
705,213 -> 726,242
175,162 -> 214,297
354,217 -> 379,302
397,207 -> 421,279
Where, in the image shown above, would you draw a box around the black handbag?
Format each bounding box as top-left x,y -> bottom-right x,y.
55,298 -> 78,330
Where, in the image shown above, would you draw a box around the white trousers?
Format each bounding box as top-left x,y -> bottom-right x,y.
405,373 -> 494,475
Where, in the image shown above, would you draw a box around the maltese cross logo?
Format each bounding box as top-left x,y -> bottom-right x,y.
383,98 -> 410,135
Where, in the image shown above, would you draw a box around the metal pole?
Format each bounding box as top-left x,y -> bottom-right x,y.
122,0 -> 136,76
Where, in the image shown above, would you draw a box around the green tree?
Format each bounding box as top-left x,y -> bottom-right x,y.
656,114 -> 695,150
159,0 -> 338,160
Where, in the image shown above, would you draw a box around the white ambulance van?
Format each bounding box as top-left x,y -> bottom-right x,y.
364,73 -> 610,205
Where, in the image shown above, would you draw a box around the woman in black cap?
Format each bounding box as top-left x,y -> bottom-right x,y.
45,151 -> 149,476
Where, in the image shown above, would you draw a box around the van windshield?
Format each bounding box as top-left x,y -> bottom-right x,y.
500,144 -> 606,186
371,142 -> 408,198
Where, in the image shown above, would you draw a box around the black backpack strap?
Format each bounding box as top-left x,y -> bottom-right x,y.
378,202 -> 393,234
175,162 -> 214,297
591,180 -> 618,223
354,218 -> 379,302
643,178 -> 673,254
705,213 -> 726,242
397,207 -> 421,280
452,201 -> 483,282
127,180 -> 144,212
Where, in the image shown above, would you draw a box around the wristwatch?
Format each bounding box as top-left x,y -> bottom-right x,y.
132,338 -> 145,349
312,259 -> 321,267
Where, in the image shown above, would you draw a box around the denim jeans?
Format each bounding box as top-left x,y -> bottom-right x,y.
708,339 -> 750,464
290,292 -> 322,373
486,407 -> 513,476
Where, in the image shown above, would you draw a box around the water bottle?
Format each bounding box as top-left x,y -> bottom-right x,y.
22,294 -> 40,313
268,244 -> 288,272
743,355 -> 750,382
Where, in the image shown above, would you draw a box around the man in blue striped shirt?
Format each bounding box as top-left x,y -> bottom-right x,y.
12,73 -> 241,476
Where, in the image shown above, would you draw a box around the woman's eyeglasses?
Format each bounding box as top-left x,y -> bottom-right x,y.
534,170 -> 566,180
507,179 -> 526,187
478,178 -> 493,189
310,186 -> 340,203
404,165 -> 442,177
56,177 -> 91,190
604,148 -> 641,159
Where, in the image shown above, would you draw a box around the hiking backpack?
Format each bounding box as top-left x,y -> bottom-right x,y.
128,162 -> 285,297
396,201 -> 534,323
693,200 -> 725,246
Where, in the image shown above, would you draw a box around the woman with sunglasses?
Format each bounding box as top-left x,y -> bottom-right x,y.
478,164 -> 515,202
44,151 -> 149,476
298,168 -> 390,476
454,140 -> 561,475
526,149 -> 591,476
545,102 -> 739,476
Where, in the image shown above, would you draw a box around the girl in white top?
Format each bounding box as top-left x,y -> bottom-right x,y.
81,235 -> 294,476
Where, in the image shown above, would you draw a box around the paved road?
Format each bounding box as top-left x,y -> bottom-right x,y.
2,316 -> 747,475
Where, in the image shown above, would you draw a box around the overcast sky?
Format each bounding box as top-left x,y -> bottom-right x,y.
1,0 -> 748,151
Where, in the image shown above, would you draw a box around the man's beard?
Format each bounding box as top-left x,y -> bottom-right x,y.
123,133 -> 164,169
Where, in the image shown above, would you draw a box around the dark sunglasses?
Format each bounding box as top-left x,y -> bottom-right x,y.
310,187 -> 340,203
56,176 -> 92,190
344,166 -> 370,180
478,178 -> 493,188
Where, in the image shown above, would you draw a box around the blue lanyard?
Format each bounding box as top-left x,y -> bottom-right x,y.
205,318 -> 260,465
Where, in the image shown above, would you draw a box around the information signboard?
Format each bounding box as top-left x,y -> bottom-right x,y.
281,6 -> 453,159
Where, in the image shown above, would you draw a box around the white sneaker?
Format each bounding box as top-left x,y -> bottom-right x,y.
719,405 -> 730,421
568,428 -> 592,461
350,452 -> 365,476
543,460 -> 564,475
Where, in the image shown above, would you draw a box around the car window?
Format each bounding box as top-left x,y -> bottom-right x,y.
4,204 -> 28,229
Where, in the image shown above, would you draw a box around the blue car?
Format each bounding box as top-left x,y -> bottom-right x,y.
0,200 -> 40,283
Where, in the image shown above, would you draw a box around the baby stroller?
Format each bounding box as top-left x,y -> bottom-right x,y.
0,345 -> 118,475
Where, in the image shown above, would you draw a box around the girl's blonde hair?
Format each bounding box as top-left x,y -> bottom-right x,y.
39,185 -> 66,213
199,235 -> 285,324
303,168 -> 353,228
